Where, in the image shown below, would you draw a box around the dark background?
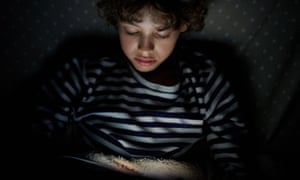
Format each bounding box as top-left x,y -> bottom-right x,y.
1,0 -> 299,179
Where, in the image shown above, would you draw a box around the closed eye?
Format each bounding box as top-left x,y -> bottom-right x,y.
156,30 -> 171,39
126,31 -> 139,35
156,33 -> 171,39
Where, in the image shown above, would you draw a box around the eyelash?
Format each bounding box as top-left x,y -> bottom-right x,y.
156,33 -> 170,39
125,31 -> 170,39
126,31 -> 138,35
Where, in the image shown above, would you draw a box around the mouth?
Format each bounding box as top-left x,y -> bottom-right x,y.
134,57 -> 156,66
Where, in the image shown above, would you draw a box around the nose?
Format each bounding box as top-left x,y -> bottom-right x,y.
138,35 -> 154,51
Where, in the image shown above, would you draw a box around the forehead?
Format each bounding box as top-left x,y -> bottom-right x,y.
123,6 -> 175,29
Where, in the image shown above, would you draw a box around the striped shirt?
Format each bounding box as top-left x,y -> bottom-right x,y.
33,49 -> 246,176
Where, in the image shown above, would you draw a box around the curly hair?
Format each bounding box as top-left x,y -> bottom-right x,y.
96,0 -> 208,31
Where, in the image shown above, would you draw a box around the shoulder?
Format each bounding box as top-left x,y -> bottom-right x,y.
176,39 -> 226,71
177,47 -> 218,75
69,55 -> 125,73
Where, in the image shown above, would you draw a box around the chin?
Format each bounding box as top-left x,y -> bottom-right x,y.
133,64 -> 158,73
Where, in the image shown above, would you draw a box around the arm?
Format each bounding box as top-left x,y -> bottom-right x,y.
31,57 -> 91,154
203,62 -> 248,180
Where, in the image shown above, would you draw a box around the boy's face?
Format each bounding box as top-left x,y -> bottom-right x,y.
118,8 -> 187,73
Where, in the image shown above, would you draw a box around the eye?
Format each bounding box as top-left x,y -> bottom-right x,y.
126,31 -> 139,36
156,31 -> 171,39
157,33 -> 170,39
123,27 -> 139,36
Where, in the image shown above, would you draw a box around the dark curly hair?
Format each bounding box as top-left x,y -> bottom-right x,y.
96,0 -> 208,31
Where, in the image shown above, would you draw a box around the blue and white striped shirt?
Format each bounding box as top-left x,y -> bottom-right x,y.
33,50 -> 246,175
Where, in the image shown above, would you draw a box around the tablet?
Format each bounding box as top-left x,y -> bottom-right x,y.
62,152 -> 203,180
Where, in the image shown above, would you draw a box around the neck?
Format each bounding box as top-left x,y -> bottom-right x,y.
140,57 -> 180,86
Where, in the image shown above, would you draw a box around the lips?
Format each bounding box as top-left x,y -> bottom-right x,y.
134,57 -> 156,66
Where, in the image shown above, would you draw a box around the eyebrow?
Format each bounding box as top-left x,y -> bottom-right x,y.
156,25 -> 171,31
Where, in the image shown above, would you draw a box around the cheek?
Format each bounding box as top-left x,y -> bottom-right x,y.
157,32 -> 180,56
120,36 -> 136,55
157,40 -> 177,57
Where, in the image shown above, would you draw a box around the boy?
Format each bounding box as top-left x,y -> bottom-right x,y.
32,0 -> 248,179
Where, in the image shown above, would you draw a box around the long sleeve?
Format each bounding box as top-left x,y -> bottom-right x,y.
31,57 -> 92,153
202,60 -> 248,180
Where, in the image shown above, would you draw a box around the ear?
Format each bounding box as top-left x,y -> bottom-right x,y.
179,22 -> 189,32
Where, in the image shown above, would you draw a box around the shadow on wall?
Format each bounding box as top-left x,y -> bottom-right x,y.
34,33 -> 122,84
